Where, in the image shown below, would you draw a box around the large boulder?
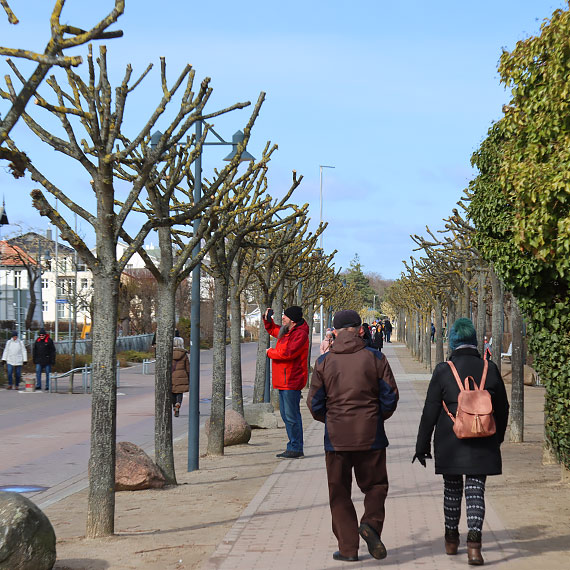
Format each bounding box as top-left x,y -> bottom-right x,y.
206,409 -> 252,446
0,491 -> 56,570
244,403 -> 279,429
115,442 -> 166,491
501,363 -> 539,386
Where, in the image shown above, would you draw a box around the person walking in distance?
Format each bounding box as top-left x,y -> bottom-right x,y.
33,328 -> 56,392
320,329 -> 334,355
2,331 -> 27,390
308,310 -> 399,562
384,319 -> 393,343
263,305 -> 309,459
414,318 -> 509,565
171,336 -> 189,417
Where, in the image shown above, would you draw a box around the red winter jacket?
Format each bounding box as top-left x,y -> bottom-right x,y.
264,318 -> 309,391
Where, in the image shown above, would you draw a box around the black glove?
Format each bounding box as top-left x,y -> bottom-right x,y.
412,452 -> 432,468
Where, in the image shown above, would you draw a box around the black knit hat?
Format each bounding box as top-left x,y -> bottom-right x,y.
39,328 -> 46,335
333,310 -> 362,329
284,305 -> 303,323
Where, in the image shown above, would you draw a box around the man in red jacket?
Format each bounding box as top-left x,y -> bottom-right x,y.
264,305 -> 309,459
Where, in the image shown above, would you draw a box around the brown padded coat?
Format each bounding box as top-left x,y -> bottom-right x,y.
307,330 -> 399,451
172,348 -> 189,393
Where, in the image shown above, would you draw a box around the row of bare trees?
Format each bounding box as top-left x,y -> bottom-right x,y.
1,1 -> 343,538
383,194 -> 526,446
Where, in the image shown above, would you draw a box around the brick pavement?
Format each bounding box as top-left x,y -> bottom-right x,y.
203,343 -> 521,569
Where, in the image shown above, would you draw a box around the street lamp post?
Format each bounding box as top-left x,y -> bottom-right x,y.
319,165 -> 334,340
151,123 -> 254,473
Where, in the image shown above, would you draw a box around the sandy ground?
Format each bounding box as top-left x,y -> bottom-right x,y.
47,344 -> 570,569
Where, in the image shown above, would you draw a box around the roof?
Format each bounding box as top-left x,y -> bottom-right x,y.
0,240 -> 36,266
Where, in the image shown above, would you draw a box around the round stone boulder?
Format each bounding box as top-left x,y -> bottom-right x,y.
0,491 -> 56,570
206,409 -> 252,446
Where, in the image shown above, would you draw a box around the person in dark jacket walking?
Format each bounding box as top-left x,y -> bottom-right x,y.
308,309 -> 399,563
32,328 -> 56,391
383,319 -> 393,342
414,318 -> 509,566
371,326 -> 384,351
264,305 -> 309,459
171,337 -> 189,417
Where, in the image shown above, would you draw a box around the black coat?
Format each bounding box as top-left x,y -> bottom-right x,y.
415,347 -> 509,476
32,335 -> 56,366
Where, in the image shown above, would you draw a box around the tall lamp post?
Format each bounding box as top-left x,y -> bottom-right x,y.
319,165 -> 334,341
151,124 -> 254,473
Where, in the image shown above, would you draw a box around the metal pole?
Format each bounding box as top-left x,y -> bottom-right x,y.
319,167 -> 323,341
318,165 -> 334,341
54,203 -> 59,341
38,237 -> 44,328
188,119 -> 202,472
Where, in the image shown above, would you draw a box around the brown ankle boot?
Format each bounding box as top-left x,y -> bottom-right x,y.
467,542 -> 484,565
444,529 -> 459,555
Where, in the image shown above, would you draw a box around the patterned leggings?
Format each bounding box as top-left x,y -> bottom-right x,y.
443,475 -> 486,533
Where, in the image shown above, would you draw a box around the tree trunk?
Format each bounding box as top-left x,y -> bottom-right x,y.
306,301 -> 315,373
447,296 -> 456,336
476,269 -> 486,355
253,291 -> 270,403
230,265 -> 244,416
154,279 -> 177,483
435,299 -> 444,364
86,271 -> 119,538
208,275 -> 229,455
25,273 -> 38,331
489,266 -> 504,376
424,312 -> 432,372
462,265 -> 471,318
510,296 -> 524,442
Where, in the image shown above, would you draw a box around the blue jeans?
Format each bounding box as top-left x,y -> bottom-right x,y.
36,364 -> 51,390
6,364 -> 22,387
279,389 -> 303,452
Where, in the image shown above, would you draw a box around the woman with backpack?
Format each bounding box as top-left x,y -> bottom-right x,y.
413,318 -> 509,566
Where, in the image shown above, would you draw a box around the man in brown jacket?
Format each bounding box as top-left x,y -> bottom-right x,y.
308,309 -> 399,563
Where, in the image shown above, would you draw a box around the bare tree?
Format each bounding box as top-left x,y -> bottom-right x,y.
5,42 -> 238,536
205,163 -> 302,455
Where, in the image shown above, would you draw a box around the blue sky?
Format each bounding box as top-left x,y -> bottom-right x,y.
1,0 -> 567,279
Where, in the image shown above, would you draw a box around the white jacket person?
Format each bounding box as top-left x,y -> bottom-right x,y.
2,335 -> 28,366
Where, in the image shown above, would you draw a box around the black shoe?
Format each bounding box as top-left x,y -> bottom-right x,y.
276,450 -> 304,459
359,523 -> 387,560
333,551 -> 358,562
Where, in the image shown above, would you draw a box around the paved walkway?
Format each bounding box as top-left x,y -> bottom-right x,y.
203,343 -> 520,569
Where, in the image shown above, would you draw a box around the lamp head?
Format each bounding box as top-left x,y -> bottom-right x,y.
223,130 -> 255,162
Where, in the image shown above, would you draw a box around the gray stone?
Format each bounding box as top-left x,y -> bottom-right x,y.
244,402 -> 279,429
206,409 -> 252,446
115,441 -> 166,491
501,363 -> 539,386
0,491 -> 56,570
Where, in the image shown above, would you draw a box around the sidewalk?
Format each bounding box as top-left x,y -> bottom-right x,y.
202,343 -> 522,569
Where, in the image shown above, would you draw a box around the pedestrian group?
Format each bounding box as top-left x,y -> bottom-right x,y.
263,306 -> 508,566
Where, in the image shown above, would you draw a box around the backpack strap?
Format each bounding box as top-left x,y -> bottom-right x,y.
479,358 -> 489,390
446,361 -> 464,391
447,359 -> 489,391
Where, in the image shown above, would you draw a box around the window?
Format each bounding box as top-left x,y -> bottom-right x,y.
57,303 -> 66,318
14,270 -> 22,289
42,278 -> 49,289
81,278 -> 89,289
42,301 -> 48,312
57,257 -> 67,273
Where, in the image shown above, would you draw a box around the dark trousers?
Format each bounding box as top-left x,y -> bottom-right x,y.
171,393 -> 183,407
325,449 -> 388,557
